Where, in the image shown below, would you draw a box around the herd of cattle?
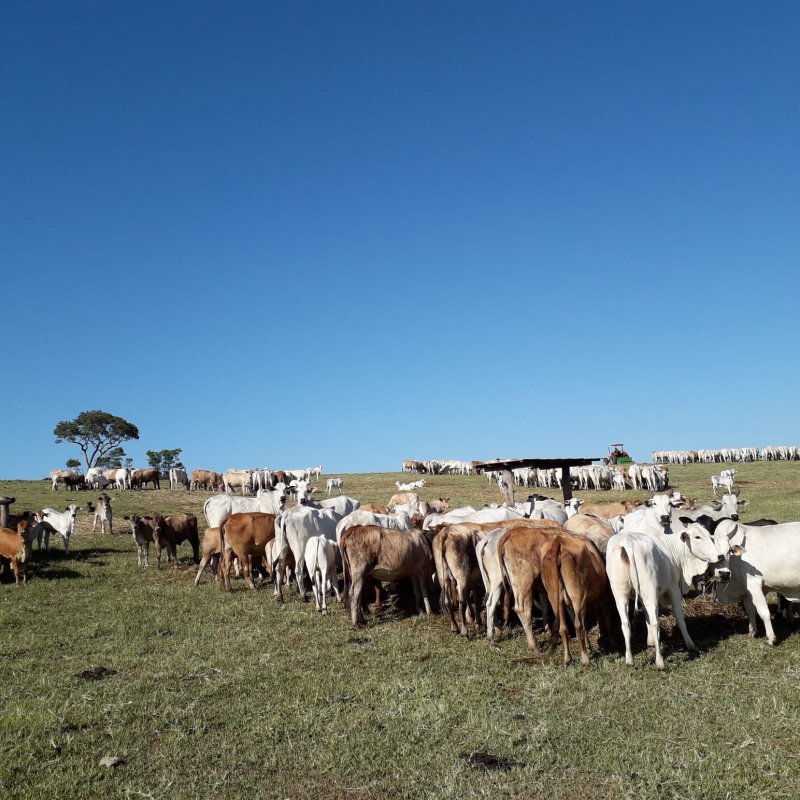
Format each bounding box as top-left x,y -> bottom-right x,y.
652,446 -> 800,464
5,467 -> 800,671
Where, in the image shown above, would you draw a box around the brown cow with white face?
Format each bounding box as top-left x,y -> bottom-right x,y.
131,468 -> 160,490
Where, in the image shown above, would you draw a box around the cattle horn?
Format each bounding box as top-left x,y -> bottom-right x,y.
732,483 -> 741,497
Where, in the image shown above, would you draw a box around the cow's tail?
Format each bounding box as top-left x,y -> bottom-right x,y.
619,543 -> 641,610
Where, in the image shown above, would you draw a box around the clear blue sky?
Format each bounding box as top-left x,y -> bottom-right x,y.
3,2 -> 799,477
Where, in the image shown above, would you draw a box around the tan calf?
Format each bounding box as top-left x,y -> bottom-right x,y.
433,524 -> 482,637
218,512 -> 277,591
0,522 -> 34,585
341,524 -> 435,627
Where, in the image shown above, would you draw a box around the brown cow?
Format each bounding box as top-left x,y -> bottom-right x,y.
152,513 -> 199,568
0,522 -> 34,585
123,514 -> 158,566
218,512 -> 277,591
563,514 -> 615,556
341,524 -> 435,627
432,524 -> 482,637
131,468 -> 160,490
578,500 -> 640,519
358,503 -> 390,514
539,533 -> 616,666
387,491 -> 418,509
497,525 -> 564,652
191,469 -> 224,491
194,527 -> 221,585
420,498 -> 450,515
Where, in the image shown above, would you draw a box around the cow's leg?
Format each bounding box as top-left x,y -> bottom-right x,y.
417,573 -> 433,616
747,585 -> 776,644
457,581 -> 469,637
642,594 -> 664,670
509,575 -> 540,653
667,585 -> 698,655
350,575 -> 364,627
243,554 -> 256,590
485,585 -> 502,640
220,548 -> 232,592
741,594 -> 759,638
293,546 -> 307,601
441,579 -> 457,632
611,588 -> 634,667
194,556 -> 210,586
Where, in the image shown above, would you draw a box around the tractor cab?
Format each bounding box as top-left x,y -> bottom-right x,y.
608,443 -> 632,465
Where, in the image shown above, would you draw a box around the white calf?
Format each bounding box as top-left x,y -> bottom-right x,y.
303,535 -> 340,614
326,477 -> 343,496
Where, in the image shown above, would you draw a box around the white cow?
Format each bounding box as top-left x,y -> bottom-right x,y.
606,518 -> 733,669
223,469 -> 253,495
115,468 -> 131,491
475,527 -> 507,640
289,479 -> 313,503
713,520 -> 799,644
326,477 -> 343,496
91,494 -> 113,534
37,505 -> 80,553
169,467 -> 190,490
273,505 -> 347,601
396,479 -> 425,491
304,535 -> 341,614
86,468 -> 111,490
309,465 -> 323,481
313,495 -> 360,517
203,485 -> 287,529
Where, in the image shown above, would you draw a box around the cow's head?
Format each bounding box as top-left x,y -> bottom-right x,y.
565,498 -> 583,517
152,514 -> 166,546
439,497 -> 451,511
646,494 -> 674,527
719,493 -> 747,521
678,515 -> 742,565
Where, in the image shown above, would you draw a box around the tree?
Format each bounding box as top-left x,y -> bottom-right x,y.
54,410 -> 140,470
146,448 -> 183,478
65,458 -> 81,470
95,447 -> 128,470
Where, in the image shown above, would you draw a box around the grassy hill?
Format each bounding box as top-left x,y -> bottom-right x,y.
1,463 -> 799,799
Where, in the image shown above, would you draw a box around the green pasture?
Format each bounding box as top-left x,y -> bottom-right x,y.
1,463 -> 799,799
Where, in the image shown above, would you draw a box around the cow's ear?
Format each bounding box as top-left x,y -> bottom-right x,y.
645,499 -> 654,507
678,516 -> 693,526
738,499 -> 750,507
731,544 -> 745,555
680,530 -> 690,542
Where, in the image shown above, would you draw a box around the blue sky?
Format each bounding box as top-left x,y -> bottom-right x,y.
3,2 -> 799,477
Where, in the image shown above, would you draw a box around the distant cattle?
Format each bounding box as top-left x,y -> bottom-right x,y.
169,467 -> 190,490
191,470 -> 224,491
131,468 -> 160,490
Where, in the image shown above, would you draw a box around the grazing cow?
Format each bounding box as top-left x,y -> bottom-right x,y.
341,525 -> 435,627
304,535 -> 341,614
203,485 -> 287,529
223,469 -> 253,495
606,517 -> 734,669
273,505 -> 347,601
497,525 -> 564,652
91,493 -> 113,535
86,468 -> 112,490
50,469 -> 79,491
37,505 -> 80,553
191,469 -> 223,491
152,513 -> 199,568
115,468 -> 131,491
194,527 -> 221,585
218,512 -> 278,591
123,514 -> 158,566
131,468 -> 160,490
712,519 -> 800,644
538,532 -> 616,665
326,477 -> 343,496
475,519 -> 566,640
433,524 -> 483,637
0,522 -> 34,584
169,467 -> 190,490
387,491 -> 418,509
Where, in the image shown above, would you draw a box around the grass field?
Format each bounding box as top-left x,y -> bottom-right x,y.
1,464 -> 799,800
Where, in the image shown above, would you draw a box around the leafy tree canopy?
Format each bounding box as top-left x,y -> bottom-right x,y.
95,447 -> 128,470
54,410 -> 140,470
65,458 -> 81,470
146,448 -> 184,478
